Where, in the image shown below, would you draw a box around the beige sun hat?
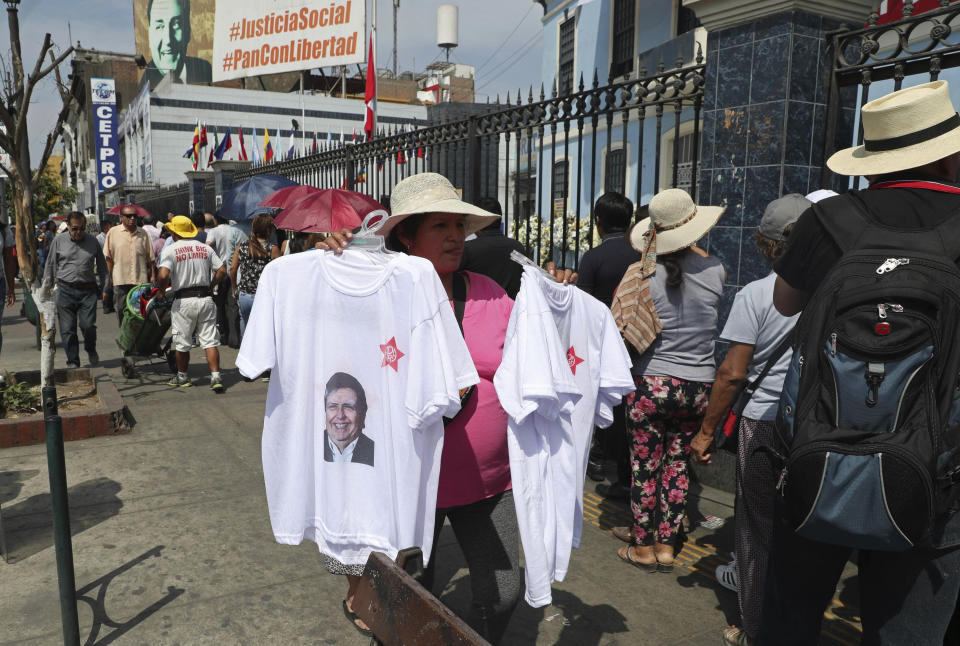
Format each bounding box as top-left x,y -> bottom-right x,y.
377,172 -> 500,237
629,188 -> 725,258
827,80 -> 960,176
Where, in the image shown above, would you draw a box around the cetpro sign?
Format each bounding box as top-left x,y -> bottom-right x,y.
91,78 -> 120,192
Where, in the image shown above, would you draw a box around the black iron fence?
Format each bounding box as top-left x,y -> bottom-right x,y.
136,55 -> 705,269
823,0 -> 960,189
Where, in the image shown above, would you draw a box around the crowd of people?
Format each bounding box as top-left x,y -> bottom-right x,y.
6,79 -> 960,645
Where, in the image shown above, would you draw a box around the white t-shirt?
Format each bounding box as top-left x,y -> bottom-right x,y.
496,268 -> 635,607
159,239 -> 223,292
204,224 -> 223,257
720,272 -> 798,420
534,272 -> 636,556
236,249 -> 478,567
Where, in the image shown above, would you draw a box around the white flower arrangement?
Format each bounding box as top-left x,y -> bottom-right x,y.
508,213 -> 602,265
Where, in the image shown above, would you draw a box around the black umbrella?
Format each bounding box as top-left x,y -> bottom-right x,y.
220,174 -> 299,222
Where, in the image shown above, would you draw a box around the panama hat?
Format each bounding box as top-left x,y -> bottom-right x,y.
629,188 -> 725,259
164,215 -> 198,239
828,81 -> 960,176
376,173 -> 500,237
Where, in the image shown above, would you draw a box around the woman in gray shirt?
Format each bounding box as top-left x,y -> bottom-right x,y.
616,189 -> 725,574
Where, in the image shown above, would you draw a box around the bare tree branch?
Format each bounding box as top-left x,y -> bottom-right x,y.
37,46 -> 73,91
49,49 -> 71,104
0,157 -> 15,181
0,127 -> 15,156
0,101 -> 15,134
14,34 -> 53,142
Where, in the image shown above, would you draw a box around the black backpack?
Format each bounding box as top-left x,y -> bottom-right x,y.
776,190 -> 960,551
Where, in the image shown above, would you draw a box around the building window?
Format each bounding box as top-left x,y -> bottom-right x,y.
552,160 -> 569,201
611,0 -> 635,78
674,132 -> 697,194
559,18 -> 575,95
604,149 -> 626,195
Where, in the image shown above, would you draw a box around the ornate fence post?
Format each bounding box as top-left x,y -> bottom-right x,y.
466,115 -> 482,203
345,146 -> 356,191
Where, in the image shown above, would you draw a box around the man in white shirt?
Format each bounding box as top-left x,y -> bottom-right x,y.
157,215 -> 226,392
322,372 -> 375,467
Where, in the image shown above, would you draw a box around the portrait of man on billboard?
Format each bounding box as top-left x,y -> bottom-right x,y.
141,0 -> 212,85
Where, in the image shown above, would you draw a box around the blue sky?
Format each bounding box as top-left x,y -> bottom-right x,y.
14,0 -> 543,164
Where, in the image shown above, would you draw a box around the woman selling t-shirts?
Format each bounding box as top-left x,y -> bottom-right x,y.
617,189 -> 725,573
319,173 -> 576,643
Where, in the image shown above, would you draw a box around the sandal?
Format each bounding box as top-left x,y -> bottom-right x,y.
617,545 -> 657,572
654,542 -> 675,573
342,599 -> 373,637
722,625 -> 750,645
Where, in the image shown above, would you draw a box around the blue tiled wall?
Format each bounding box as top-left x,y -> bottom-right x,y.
699,11 -> 856,340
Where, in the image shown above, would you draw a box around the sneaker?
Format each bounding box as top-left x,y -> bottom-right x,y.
66,361 -> 80,370
210,376 -> 225,393
87,351 -> 100,366
168,374 -> 192,388
716,559 -> 738,592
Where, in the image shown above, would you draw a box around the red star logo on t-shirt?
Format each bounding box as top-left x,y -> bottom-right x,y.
380,336 -> 405,372
567,346 -> 584,375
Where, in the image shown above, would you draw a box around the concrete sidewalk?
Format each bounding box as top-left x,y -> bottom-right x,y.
0,296 -> 862,645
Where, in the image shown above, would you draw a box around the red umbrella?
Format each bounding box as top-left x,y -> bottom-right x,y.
107,204 -> 153,220
257,185 -> 323,210
273,189 -> 385,233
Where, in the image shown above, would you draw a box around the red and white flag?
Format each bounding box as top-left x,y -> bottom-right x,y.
238,127 -> 248,161
363,29 -> 376,141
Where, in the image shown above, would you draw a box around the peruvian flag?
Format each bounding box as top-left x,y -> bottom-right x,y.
363,29 -> 376,141
238,127 -> 248,161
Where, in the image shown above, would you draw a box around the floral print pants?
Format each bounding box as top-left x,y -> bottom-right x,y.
625,375 -> 711,546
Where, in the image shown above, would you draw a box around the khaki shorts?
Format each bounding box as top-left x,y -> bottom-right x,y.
171,296 -> 220,352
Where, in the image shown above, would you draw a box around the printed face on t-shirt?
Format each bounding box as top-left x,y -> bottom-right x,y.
326,388 -> 362,449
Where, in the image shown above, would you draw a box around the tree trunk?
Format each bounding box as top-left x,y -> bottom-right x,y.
13,184 -> 56,385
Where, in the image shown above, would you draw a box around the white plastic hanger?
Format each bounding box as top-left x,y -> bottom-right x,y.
510,249 -> 559,281
347,210 -> 395,260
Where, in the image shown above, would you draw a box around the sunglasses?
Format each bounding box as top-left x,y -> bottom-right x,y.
68,226 -> 84,231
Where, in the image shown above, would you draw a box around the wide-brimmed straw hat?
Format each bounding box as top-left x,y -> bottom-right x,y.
164,215 -> 198,239
376,173 -> 500,237
629,188 -> 725,257
828,81 -> 960,176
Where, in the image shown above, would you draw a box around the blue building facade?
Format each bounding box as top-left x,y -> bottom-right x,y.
525,0 -> 705,262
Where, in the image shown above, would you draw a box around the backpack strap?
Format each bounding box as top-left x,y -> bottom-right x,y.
815,191 -> 960,260
812,194 -> 871,254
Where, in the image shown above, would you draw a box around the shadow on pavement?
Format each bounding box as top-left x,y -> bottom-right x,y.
77,545 -> 185,646
0,468 -> 41,506
2,476 -> 123,562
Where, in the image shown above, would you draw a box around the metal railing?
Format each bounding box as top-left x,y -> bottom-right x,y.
136,56 -> 705,268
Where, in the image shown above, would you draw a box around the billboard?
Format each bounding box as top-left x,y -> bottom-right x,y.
133,0 -> 215,85
91,78 -> 120,192
212,0 -> 365,82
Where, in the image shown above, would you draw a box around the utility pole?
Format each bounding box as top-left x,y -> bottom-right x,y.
393,0 -> 399,78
